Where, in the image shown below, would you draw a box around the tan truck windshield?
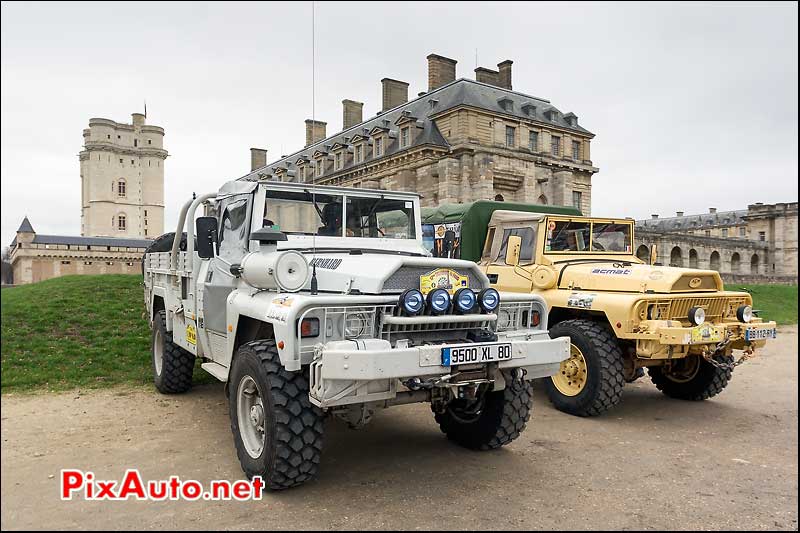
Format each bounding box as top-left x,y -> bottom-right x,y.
546,219 -> 633,254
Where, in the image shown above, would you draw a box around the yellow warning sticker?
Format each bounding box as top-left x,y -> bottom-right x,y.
186,324 -> 197,345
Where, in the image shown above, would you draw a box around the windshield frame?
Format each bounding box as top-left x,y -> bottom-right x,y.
252,182 -> 423,252
543,216 -> 635,256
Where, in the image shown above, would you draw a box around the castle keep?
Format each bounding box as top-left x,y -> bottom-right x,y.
8,113 -> 165,284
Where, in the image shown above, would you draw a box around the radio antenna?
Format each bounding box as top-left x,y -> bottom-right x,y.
310,0 -> 318,294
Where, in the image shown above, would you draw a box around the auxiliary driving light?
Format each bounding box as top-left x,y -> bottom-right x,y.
688,306 -> 705,326
427,289 -> 451,314
479,288 -> 500,313
399,289 -> 425,316
453,288 -> 477,313
736,305 -> 753,323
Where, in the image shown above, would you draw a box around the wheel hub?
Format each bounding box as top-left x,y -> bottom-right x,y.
551,344 -> 588,397
249,404 -> 264,428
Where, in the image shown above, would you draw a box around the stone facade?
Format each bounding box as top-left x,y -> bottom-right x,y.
78,113 -> 168,238
242,53 -> 598,215
635,202 -> 798,284
9,217 -> 149,285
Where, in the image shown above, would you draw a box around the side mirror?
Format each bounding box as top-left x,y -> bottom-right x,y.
196,216 -> 217,259
443,229 -> 456,257
505,235 -> 522,266
649,244 -> 658,266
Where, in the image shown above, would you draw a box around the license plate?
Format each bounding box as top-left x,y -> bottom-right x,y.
442,343 -> 512,366
690,324 -> 721,343
745,327 -> 777,341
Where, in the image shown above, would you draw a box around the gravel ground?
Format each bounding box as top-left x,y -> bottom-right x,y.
1,326 -> 796,530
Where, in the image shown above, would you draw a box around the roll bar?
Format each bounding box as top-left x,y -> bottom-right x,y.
170,192 -> 217,273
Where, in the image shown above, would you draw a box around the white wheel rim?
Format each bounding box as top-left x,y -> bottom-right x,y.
153,328 -> 163,376
237,375 -> 266,459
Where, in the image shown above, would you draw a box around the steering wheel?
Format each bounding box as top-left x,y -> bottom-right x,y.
592,242 -> 606,251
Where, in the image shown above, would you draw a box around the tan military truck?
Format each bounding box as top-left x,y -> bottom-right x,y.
422,202 -> 778,417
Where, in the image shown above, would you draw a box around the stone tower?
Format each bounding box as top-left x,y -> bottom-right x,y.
78,113 -> 168,238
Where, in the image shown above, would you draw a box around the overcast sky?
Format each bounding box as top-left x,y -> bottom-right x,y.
1,1 -> 797,246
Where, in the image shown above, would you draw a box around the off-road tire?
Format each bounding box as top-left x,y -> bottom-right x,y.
648,354 -> 734,401
433,371 -> 533,450
229,340 -> 324,490
151,310 -> 195,394
544,319 -> 625,417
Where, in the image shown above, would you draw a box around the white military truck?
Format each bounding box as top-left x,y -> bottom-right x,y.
142,179 -> 569,489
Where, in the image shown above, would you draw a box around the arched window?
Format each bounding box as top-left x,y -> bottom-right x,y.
710,251 -> 721,271
670,246 -> 683,267
636,245 -> 650,262
750,254 -> 759,274
731,252 -> 741,273
117,214 -> 126,231
537,194 -> 548,205
689,249 -> 698,268
117,179 -> 126,197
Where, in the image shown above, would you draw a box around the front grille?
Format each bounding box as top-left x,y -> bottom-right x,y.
637,296 -> 749,323
378,305 -> 494,341
382,266 -> 486,294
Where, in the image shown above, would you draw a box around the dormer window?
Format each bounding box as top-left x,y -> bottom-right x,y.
498,97 -> 513,112
400,127 -> 410,148
315,161 -> 323,178
335,151 -> 343,171
521,102 -> 537,117
355,144 -> 364,163
374,136 -> 384,158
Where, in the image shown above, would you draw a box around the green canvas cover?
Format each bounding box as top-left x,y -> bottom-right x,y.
421,200 -> 581,261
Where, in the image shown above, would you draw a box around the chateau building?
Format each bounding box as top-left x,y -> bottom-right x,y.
635,202 -> 798,284
243,53 -> 598,214
8,112 -> 166,284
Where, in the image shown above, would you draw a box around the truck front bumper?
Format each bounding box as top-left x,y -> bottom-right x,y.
635,320 -> 778,358
317,330 -> 569,382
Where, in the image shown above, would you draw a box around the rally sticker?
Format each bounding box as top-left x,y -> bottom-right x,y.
419,268 -> 469,295
567,293 -> 596,309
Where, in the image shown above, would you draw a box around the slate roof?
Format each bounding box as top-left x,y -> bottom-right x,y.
636,210 -> 748,232
239,78 -> 593,182
10,218 -> 153,248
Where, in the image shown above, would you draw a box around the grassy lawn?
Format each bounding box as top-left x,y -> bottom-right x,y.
1,275 -> 211,392
729,284 -> 798,325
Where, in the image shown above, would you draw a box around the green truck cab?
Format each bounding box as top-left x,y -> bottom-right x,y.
422,201 -> 778,417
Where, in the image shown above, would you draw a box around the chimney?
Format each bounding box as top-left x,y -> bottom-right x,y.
342,99 -> 363,129
381,78 -> 409,112
709,207 -> 717,214
250,148 -> 268,171
305,119 -> 327,147
651,214 -> 659,219
474,67 -> 500,86
131,112 -> 145,127
497,60 -> 513,90
676,211 -> 684,217
427,53 -> 457,91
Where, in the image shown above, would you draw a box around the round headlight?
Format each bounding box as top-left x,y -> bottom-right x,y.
399,289 -> 424,316
427,289 -> 451,314
453,288 -> 477,313
736,305 -> 753,323
479,288 -> 500,312
688,306 -> 705,326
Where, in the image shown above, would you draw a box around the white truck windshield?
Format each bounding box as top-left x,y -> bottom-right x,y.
264,189 -> 416,239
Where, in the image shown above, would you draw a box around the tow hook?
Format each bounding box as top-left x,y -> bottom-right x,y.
513,367 -> 527,382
